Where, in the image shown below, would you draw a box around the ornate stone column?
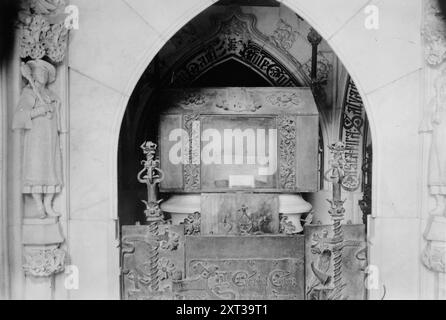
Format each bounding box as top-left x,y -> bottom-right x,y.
421,0 -> 446,300
14,0 -> 71,299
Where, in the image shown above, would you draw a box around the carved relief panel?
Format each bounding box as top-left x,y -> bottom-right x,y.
200,193 -> 279,235
173,236 -> 305,300
158,87 -> 319,193
121,224 -> 185,300
304,224 -> 367,300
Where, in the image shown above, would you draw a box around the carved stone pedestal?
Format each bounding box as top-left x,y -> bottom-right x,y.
22,217 -> 65,300
423,215 -> 446,299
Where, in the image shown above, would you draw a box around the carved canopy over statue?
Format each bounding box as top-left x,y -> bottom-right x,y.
13,59 -> 65,219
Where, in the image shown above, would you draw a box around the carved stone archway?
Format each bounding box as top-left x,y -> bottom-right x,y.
165,12 -> 309,88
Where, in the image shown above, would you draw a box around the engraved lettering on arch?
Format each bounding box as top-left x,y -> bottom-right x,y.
340,77 -> 367,191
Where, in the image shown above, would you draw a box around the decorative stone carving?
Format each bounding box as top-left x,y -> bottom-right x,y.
18,0 -> 69,63
183,114 -> 201,191
215,88 -> 262,112
310,142 -> 362,300
421,69 -> 446,275
269,19 -> 298,51
266,92 -> 301,108
423,70 -> 446,215
23,247 -> 65,277
174,236 -> 305,300
278,115 -> 296,190
422,0 -> 446,66
13,59 -> 64,219
307,27 -> 322,48
340,78 -> 365,193
168,13 -> 302,87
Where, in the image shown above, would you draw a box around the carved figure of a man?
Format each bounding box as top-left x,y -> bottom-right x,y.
13,59 -> 63,219
427,68 -> 446,216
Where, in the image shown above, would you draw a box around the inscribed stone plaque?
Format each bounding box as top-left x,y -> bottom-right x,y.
201,193 -> 279,235
121,224 -> 185,300
304,224 -> 367,300
173,235 -> 304,300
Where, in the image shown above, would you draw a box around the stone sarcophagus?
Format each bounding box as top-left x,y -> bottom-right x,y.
158,87 -> 319,193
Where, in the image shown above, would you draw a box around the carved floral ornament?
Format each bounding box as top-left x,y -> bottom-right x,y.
422,0 -> 446,66
18,0 -> 70,63
23,247 -> 65,277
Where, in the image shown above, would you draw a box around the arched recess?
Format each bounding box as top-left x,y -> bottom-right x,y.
97,0 -> 384,300
118,8 -> 340,227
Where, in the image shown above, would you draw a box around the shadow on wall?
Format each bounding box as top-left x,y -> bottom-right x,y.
0,0 -> 20,63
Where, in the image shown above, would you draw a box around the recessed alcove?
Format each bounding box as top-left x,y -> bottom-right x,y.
117,0 -> 372,299
118,2 -> 371,228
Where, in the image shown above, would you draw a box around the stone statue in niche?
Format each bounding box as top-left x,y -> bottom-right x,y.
13,59 -> 64,219
423,68 -> 446,216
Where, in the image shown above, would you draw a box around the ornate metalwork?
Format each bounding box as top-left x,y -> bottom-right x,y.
359,144 -> 372,225
266,92 -> 302,108
215,88 -> 262,112
314,142 -> 361,300
305,225 -> 367,300
183,114 -> 201,191
134,142 -> 165,293
278,115 -> 296,190
341,77 -> 366,192
137,142 -> 164,223
174,236 -> 305,300
121,225 -> 185,300
422,0 -> 446,66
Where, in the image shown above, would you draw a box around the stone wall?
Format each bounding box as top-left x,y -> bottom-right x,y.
0,0 -> 432,300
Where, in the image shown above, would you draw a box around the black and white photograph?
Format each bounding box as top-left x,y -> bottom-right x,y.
0,0 -> 444,305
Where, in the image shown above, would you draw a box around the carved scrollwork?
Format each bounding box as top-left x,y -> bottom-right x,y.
266,92 -> 301,108
23,247 -> 65,277
278,115 -> 296,190
183,114 -> 201,191
269,18 -> 298,51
